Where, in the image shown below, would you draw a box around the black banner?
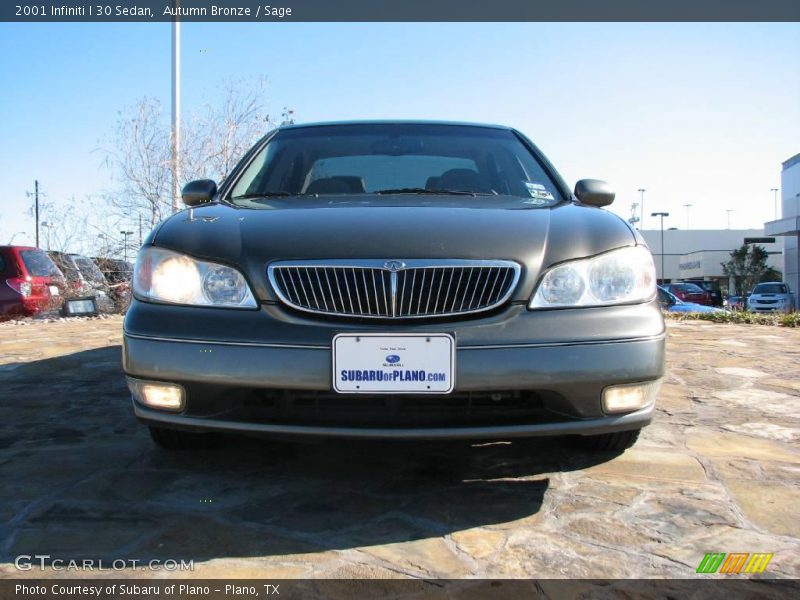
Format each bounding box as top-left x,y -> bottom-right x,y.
3,0 -> 800,23
2,579 -> 800,600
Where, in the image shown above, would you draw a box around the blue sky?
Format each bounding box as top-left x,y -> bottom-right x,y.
1,22 -> 798,247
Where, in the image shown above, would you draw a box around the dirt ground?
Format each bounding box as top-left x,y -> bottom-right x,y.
0,316 -> 798,579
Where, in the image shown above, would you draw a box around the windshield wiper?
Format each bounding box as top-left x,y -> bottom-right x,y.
374,188 -> 496,196
231,192 -> 296,200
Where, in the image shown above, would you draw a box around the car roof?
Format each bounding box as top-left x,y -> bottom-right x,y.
276,120 -> 515,132
0,245 -> 39,251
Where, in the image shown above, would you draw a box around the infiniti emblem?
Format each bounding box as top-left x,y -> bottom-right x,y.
383,260 -> 406,272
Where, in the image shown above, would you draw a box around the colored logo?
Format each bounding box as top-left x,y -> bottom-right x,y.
696,552 -> 773,574
385,355 -> 401,364
383,261 -> 406,272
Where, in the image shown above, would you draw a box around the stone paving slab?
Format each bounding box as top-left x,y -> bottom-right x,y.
0,317 -> 798,579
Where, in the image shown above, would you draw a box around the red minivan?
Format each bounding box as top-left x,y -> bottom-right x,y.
0,246 -> 66,319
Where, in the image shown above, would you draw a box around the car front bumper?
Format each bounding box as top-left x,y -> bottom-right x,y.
748,304 -> 791,313
123,299 -> 666,440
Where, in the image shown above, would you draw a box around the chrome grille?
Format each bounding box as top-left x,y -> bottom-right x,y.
268,260 -> 520,319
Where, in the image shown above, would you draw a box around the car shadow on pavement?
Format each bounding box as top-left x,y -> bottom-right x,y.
0,346 -> 624,564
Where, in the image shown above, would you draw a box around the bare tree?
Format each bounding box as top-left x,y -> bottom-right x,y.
183,77 -> 273,182
101,98 -> 173,229
27,195 -> 83,253
101,77 -> 277,230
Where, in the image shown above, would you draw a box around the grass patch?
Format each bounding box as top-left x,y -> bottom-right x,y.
664,311 -> 800,327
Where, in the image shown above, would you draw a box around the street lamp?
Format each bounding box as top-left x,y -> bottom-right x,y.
770,188 -> 779,220
120,230 -> 134,263
683,204 -> 693,229
41,221 -> 53,250
638,188 -> 646,230
651,212 -> 669,283
171,3 -> 181,214
725,209 -> 734,229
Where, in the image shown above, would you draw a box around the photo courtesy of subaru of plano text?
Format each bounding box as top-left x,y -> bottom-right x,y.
123,122 -> 665,452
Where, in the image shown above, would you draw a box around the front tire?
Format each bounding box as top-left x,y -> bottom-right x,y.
148,426 -> 219,451
578,428 -> 641,452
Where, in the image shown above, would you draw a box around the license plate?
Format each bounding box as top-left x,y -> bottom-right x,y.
66,299 -> 96,315
333,333 -> 455,394
49,286 -> 59,296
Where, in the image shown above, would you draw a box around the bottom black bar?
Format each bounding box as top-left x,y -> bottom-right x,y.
1,579 -> 799,600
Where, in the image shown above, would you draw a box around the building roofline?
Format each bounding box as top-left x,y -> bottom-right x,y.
783,152 -> 800,170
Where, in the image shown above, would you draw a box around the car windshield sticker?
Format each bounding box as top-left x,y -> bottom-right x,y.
524,182 -> 555,202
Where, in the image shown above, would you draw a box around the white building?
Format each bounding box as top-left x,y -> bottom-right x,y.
640,229 -> 782,288
765,152 -> 800,295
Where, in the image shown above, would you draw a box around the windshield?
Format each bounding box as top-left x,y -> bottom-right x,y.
20,249 -> 62,278
228,124 -> 563,206
72,255 -> 107,287
49,253 -> 81,282
753,283 -> 788,294
658,287 -> 679,305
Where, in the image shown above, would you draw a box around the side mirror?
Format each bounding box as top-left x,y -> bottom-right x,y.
181,179 -> 217,207
574,179 -> 615,207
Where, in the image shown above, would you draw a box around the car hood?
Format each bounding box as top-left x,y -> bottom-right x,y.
153,198 -> 638,302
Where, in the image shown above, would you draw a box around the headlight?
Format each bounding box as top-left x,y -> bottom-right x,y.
133,247 -> 257,308
529,246 -> 656,308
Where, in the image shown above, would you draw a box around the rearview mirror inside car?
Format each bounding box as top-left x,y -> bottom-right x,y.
574,179 -> 615,207
182,179 -> 217,207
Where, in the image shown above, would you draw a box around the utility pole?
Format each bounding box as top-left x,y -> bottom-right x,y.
171,2 -> 181,214
683,203 -> 693,229
138,214 -> 143,245
726,209 -> 734,229
651,212 -> 669,283
770,188 -> 779,220
35,180 -> 40,248
638,188 -> 646,230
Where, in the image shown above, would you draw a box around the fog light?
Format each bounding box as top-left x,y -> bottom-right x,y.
602,380 -> 661,414
127,378 -> 184,411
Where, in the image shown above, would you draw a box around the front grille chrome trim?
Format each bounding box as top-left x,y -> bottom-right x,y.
268,259 -> 521,320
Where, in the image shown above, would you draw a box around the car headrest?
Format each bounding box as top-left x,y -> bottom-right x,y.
437,169 -> 490,193
306,176 -> 366,195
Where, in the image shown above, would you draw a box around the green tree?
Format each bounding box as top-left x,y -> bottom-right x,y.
721,244 -> 780,294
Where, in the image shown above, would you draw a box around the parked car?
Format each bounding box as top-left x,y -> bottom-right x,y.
48,251 -> 115,314
747,282 -> 795,313
93,257 -> 133,307
662,282 -> 712,306
658,286 -> 723,314
0,246 -> 66,319
690,280 -> 723,307
723,295 -> 747,311
124,120 -> 665,453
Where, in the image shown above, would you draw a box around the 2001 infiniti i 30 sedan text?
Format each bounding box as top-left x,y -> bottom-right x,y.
123,121 -> 665,451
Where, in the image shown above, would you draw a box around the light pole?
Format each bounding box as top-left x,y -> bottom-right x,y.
628,202 -> 640,227
171,2 -> 181,214
638,188 -> 646,230
770,188 -> 779,220
683,203 -> 693,229
651,212 -> 669,283
41,221 -> 53,250
725,209 -> 734,229
120,230 -> 134,263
